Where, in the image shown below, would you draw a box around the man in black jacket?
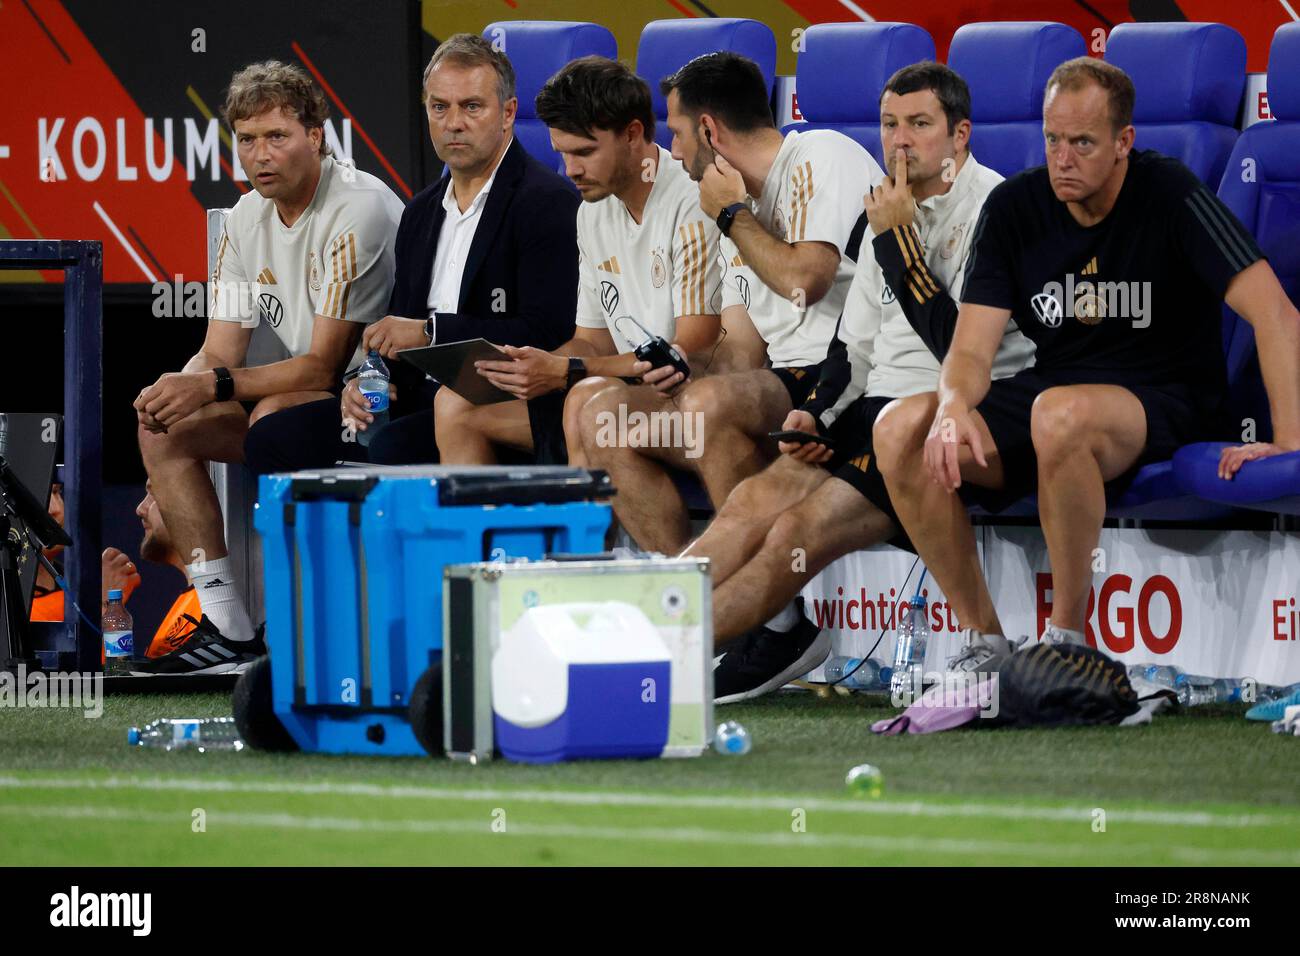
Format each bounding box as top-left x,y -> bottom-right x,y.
244,33 -> 579,471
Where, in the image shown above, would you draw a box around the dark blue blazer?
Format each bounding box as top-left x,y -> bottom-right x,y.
388,136 -> 579,350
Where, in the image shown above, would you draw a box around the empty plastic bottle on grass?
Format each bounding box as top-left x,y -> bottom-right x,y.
101,589 -> 133,676
1129,666 -> 1254,706
128,717 -> 244,752
713,720 -> 751,756
824,656 -> 892,691
355,350 -> 390,448
890,596 -> 929,702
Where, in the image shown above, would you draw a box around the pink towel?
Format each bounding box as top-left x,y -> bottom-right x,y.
871,675 -> 997,735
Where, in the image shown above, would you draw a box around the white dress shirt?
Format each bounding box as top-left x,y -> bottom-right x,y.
425,139 -> 512,340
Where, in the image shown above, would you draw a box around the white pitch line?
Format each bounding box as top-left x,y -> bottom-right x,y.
836,0 -> 875,21
91,200 -> 157,282
1281,0 -> 1299,22
0,775 -> 1294,830
5,804 -> 1298,864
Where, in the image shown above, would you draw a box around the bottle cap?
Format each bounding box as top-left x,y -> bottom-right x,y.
107,589 -> 123,601
127,727 -> 140,746
909,595 -> 926,608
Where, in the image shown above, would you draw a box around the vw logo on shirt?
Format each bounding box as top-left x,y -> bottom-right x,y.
1030,291 -> 1063,328
257,292 -> 284,328
734,274 -> 751,308
600,280 -> 620,317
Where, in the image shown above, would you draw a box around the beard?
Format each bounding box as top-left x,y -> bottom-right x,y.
140,530 -> 172,565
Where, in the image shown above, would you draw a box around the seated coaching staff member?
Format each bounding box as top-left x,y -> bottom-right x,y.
875,57 -> 1300,671
135,60 -> 404,668
244,33 -> 579,471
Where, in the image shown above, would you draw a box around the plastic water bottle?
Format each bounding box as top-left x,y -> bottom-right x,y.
890,596 -> 929,702
355,350 -> 390,448
712,720 -> 751,756
101,589 -> 133,676
127,717 -> 245,752
1140,664 -> 1182,688
824,656 -> 892,691
1131,667 -> 1253,707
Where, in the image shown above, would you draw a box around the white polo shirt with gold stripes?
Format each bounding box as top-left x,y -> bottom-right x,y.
840,151 -> 1034,414
575,145 -> 721,354
719,127 -> 883,368
210,154 -> 404,367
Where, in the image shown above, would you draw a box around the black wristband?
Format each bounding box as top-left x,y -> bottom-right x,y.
716,201 -> 748,237
212,366 -> 234,403
566,356 -> 587,390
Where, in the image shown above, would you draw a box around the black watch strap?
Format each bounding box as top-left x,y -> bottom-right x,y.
717,201 -> 747,237
566,356 -> 587,390
212,366 -> 234,403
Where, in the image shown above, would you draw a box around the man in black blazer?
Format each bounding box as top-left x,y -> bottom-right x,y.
244,33 -> 578,471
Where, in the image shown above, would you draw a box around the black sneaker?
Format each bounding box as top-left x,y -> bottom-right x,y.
131,616 -> 266,676
713,601 -> 830,704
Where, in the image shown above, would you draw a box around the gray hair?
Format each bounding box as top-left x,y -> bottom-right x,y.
422,33 -> 516,104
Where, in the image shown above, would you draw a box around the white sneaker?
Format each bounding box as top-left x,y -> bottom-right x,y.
945,629 -> 1019,673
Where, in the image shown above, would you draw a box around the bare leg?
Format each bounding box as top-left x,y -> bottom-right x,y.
873,393 -> 1006,636
678,369 -> 793,505
713,477 -> 896,643
578,381 -> 696,554
434,389 -> 533,464
563,377 -> 619,469
681,454 -> 828,585
138,401 -> 253,566
1031,385 -> 1147,631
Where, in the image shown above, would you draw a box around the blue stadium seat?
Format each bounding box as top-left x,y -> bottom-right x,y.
1174,22 -> 1300,515
781,22 -> 936,169
947,22 -> 1087,178
636,18 -> 777,150
1104,22 -> 1245,188
483,20 -> 616,171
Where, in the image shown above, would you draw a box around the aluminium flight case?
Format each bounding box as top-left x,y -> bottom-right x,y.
443,556 -> 715,763
251,465 -> 612,756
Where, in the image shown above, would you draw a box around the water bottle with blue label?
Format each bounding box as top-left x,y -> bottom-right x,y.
890,596 -> 929,703
356,350 -> 390,448
127,717 -> 244,751
101,588 -> 133,676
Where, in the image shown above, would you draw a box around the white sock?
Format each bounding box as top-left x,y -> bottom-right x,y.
765,601 -> 800,633
189,556 -> 255,642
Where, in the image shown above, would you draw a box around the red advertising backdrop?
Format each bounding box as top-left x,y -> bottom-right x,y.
0,0 -> 1289,283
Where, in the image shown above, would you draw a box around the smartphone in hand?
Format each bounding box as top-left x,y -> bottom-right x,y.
768,429 -> 834,449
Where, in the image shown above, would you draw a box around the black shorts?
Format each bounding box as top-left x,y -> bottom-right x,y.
797,393 -> 913,552
527,391 -> 568,465
771,363 -> 823,407
820,394 -> 898,519
967,367 -> 1226,512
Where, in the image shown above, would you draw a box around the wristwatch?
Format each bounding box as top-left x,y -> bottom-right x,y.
716,201 -> 748,237
212,366 -> 235,403
565,356 -> 587,390
423,314 -> 436,344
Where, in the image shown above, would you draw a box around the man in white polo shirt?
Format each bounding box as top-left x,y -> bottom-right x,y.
578,51 -> 883,554
686,63 -> 1035,702
134,60 -> 403,674
434,55 -> 724,539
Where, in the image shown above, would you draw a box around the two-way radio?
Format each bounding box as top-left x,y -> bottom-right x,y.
614,315 -> 691,383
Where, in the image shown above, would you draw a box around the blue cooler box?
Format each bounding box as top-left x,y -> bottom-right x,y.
253,465 -> 611,756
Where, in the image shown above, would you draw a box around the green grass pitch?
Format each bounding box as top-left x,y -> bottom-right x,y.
2,689 -> 1297,865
